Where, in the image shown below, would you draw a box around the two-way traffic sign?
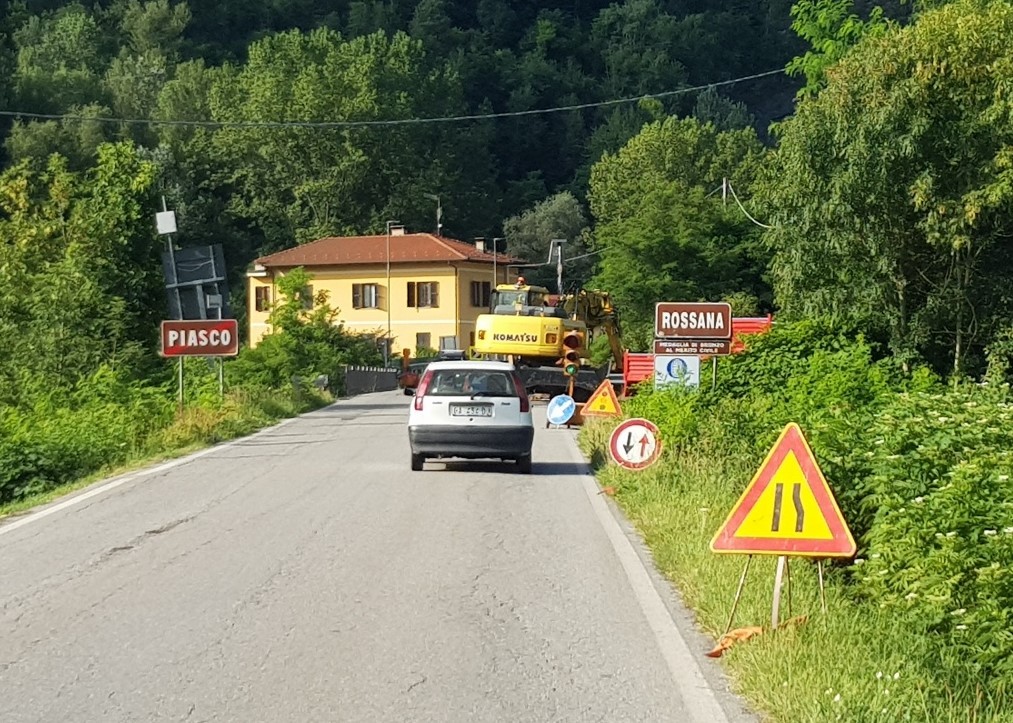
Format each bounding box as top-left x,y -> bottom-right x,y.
608,418 -> 662,471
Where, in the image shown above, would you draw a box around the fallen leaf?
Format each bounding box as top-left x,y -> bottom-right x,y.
706,626 -> 764,657
598,486 -> 616,496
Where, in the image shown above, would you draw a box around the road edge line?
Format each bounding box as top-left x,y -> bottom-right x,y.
566,437 -> 732,723
0,415 -> 302,538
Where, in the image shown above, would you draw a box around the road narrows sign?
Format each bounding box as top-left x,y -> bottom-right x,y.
582,379 -> 622,418
710,423 -> 856,557
609,418 -> 662,471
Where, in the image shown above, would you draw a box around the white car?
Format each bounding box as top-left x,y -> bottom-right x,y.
407,360 -> 534,473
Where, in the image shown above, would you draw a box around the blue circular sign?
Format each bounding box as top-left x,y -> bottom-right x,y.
546,394 -> 576,425
666,358 -> 688,378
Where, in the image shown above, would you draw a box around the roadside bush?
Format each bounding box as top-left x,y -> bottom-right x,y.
584,319 -> 1011,718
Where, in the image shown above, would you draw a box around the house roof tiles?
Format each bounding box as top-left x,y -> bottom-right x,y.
255,233 -> 517,268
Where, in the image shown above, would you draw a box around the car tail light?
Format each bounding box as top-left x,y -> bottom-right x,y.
511,373 -> 530,413
414,370 -> 433,411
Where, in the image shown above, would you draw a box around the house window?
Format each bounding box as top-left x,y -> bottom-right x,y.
254,286 -> 271,312
407,281 -> 439,308
416,332 -> 432,350
300,285 -> 314,310
353,283 -> 381,309
470,280 -> 491,308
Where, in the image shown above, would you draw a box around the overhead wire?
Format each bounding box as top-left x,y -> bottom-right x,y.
0,68 -> 785,129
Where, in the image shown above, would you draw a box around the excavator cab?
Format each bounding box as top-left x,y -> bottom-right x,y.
490,278 -> 566,319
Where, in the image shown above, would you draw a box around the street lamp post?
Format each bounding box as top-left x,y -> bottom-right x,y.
385,219 -> 400,367
491,237 -> 506,287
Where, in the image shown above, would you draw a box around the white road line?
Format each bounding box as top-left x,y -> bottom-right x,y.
0,416 -> 300,538
568,437 -> 731,723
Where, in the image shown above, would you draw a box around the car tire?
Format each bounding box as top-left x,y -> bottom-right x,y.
516,455 -> 533,474
411,453 -> 425,471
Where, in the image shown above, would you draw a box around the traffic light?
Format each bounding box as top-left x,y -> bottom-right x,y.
562,329 -> 582,377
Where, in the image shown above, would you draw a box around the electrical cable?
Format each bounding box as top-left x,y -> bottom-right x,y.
0,68 -> 785,129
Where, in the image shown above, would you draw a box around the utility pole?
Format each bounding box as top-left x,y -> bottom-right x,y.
551,238 -> 566,295
492,237 -> 506,287
156,197 -> 184,410
385,219 -> 400,367
424,194 -> 442,235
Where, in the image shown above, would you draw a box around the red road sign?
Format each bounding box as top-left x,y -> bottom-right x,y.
161,319 -> 239,357
710,423 -> 856,557
608,418 -> 662,471
655,302 -> 732,339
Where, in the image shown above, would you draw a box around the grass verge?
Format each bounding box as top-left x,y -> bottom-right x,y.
580,420 -> 1011,723
0,386 -> 329,521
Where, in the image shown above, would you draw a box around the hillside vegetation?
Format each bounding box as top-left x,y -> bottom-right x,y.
3,1 -> 1013,720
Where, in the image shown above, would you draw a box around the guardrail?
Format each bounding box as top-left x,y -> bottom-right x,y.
343,365 -> 399,396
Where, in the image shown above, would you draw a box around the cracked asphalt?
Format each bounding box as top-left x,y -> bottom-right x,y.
0,391 -> 752,722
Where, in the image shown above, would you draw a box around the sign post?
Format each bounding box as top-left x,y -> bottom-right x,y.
161,319 -> 240,407
654,302 -> 732,391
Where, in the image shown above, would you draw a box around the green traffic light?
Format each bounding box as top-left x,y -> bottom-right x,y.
564,363 -> 579,376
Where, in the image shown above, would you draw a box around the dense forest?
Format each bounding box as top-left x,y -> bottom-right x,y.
7,0 -> 1013,475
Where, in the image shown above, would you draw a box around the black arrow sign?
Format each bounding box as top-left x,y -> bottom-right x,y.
623,432 -> 634,455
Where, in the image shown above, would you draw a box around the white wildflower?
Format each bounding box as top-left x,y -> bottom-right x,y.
1004,527 -> 1013,534
956,624 -> 968,631
914,496 -> 924,504
985,530 -> 997,537
834,693 -> 842,703
905,592 -> 918,601
951,608 -> 966,616
894,672 -> 900,680
876,671 -> 883,680
946,531 -> 957,538
999,475 -> 1010,481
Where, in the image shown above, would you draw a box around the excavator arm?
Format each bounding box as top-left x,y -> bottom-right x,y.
563,289 -> 625,373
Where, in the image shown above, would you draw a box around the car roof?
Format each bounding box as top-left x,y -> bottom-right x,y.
423,360 -> 516,372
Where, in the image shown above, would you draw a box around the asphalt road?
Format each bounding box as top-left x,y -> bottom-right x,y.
0,391 -> 754,723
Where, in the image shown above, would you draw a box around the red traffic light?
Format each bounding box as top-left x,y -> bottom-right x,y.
562,330 -> 582,350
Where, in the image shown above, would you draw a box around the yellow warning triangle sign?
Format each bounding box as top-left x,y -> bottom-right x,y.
710,423 -> 856,558
582,378 -> 622,417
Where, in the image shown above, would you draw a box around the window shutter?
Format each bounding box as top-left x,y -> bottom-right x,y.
352,284 -> 362,309
431,282 -> 439,308
407,281 -> 417,308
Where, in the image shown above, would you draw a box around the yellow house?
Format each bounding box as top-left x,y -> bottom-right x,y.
246,228 -> 515,356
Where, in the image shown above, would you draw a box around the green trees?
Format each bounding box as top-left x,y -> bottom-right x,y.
228,268 -> 381,390
208,28 -> 494,249
0,143 -> 159,404
764,0 -> 1013,374
588,117 -> 771,347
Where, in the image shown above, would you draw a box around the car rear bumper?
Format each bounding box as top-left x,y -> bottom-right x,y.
409,425 -> 534,459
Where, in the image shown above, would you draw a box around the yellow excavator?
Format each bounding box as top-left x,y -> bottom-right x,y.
471,276 -> 625,401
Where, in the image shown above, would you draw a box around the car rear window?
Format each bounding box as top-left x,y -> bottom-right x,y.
426,369 -> 516,397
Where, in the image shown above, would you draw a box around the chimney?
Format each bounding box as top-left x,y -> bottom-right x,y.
474,237 -> 486,253
390,225 -> 406,236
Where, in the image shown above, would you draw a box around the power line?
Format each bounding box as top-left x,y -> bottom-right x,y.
725,179 -> 774,229
0,69 -> 785,129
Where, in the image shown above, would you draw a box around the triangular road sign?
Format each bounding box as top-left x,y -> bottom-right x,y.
711,423 -> 856,558
583,379 -> 622,417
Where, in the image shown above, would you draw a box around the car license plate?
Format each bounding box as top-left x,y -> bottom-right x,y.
450,404 -> 493,417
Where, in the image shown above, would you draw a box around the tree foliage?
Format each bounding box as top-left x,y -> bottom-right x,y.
763,0 -> 1013,375
589,117 -> 771,348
